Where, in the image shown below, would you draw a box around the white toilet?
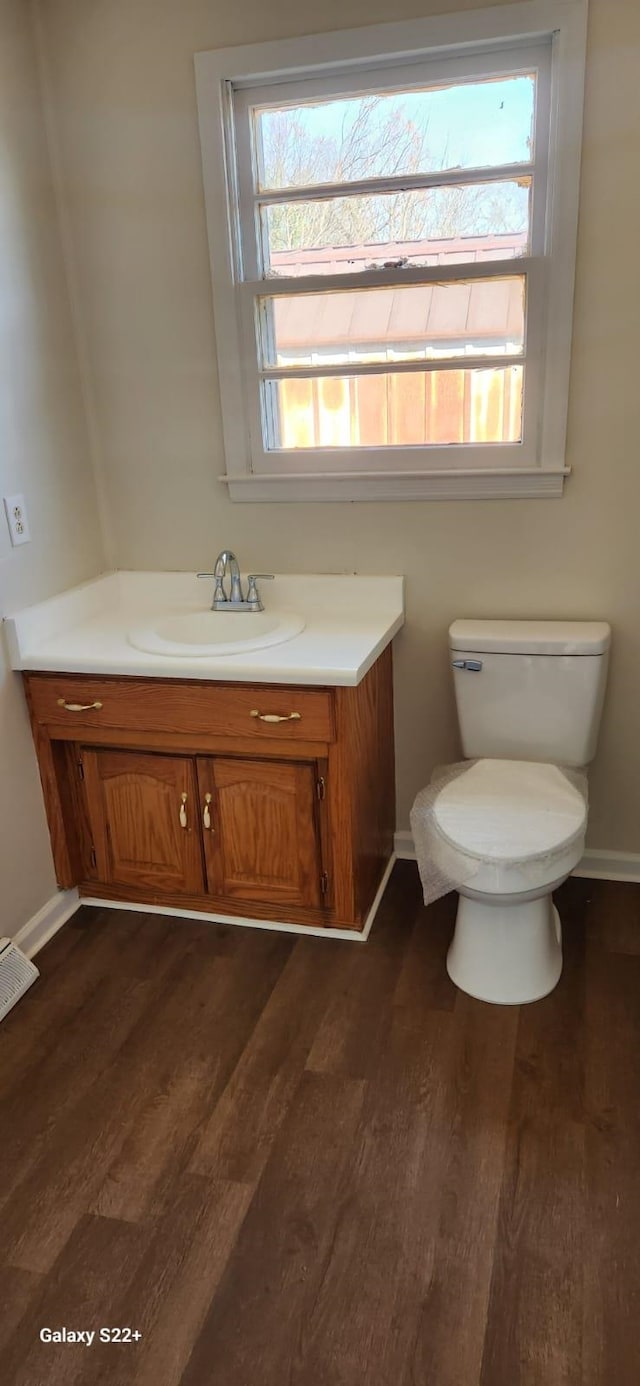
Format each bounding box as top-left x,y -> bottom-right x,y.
413,619 -> 611,1005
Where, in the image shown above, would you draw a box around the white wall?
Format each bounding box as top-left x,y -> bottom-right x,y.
35,0 -> 640,852
0,0 -> 105,935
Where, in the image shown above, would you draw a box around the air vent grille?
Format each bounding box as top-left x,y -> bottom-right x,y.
0,938 -> 39,1022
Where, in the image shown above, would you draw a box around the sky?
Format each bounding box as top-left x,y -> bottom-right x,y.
259,75 -> 535,186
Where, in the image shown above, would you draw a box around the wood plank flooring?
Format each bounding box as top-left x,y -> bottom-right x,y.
1,864 -> 639,1384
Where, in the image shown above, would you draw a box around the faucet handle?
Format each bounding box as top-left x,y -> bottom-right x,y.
197,571 -> 227,605
246,574 -> 274,610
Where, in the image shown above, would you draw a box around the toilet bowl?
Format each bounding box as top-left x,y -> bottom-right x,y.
431,758 -> 586,1003
410,618 -> 611,1006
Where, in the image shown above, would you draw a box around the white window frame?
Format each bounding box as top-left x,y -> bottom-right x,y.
195,0 -> 588,502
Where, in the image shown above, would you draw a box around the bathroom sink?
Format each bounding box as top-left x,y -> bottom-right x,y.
127,607 -> 305,658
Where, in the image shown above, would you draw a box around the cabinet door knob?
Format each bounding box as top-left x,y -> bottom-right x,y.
57,698 -> 103,712
179,792 -> 188,829
203,792 -> 213,831
250,710 -> 302,723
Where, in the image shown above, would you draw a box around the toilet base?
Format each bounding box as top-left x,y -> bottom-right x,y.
447,891 -> 562,1005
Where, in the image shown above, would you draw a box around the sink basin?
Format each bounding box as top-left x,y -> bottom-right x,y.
128,607 -> 306,658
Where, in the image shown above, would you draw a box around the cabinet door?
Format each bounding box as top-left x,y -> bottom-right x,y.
196,757 -> 324,909
82,749 -> 204,895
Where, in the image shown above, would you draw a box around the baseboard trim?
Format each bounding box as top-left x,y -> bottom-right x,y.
572,850 -> 640,883
11,844 -> 636,961
394,832 -> 418,861
79,856 -> 397,944
13,887 -> 80,959
394,833 -> 640,885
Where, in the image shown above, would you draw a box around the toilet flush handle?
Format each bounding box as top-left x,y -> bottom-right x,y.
452,659 -> 483,671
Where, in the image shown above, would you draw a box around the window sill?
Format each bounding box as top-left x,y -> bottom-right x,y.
220,468 -> 570,503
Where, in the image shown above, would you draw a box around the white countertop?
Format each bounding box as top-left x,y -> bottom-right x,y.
4,571 -> 405,687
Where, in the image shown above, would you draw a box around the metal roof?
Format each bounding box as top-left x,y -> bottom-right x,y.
270,233 -> 526,350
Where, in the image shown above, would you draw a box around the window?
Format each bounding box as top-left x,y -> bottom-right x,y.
195,2 -> 587,501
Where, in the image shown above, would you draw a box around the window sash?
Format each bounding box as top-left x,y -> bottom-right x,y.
236,258 -> 544,468
234,46 -> 551,285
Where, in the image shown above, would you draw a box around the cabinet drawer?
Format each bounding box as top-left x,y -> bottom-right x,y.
24,674 -> 335,743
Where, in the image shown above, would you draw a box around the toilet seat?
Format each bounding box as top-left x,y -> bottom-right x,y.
431,759 -> 587,895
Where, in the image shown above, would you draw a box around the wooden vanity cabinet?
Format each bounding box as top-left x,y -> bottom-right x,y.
23,646 -> 394,934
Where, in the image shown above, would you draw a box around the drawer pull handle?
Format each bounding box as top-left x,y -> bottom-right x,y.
250,710 -> 302,724
179,792 -> 188,829
57,698 -> 103,712
203,792 -> 213,831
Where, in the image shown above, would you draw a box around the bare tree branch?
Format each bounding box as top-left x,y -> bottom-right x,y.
259,97 -> 527,261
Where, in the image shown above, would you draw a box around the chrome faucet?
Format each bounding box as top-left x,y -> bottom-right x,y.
215,549 -> 242,606
197,551 -> 273,612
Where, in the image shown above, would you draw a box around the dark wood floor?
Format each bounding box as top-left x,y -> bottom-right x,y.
1,863 -> 639,1385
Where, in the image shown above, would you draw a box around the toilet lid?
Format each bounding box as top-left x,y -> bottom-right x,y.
432,759 -> 587,862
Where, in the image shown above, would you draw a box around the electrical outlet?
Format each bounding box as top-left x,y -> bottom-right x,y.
3,494 -> 31,547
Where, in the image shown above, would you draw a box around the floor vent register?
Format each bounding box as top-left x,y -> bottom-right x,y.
0,938 -> 39,1022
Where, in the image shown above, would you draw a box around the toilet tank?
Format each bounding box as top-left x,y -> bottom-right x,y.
449,619 -> 611,766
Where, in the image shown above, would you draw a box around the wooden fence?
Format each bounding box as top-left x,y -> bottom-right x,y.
277,364 -> 523,449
